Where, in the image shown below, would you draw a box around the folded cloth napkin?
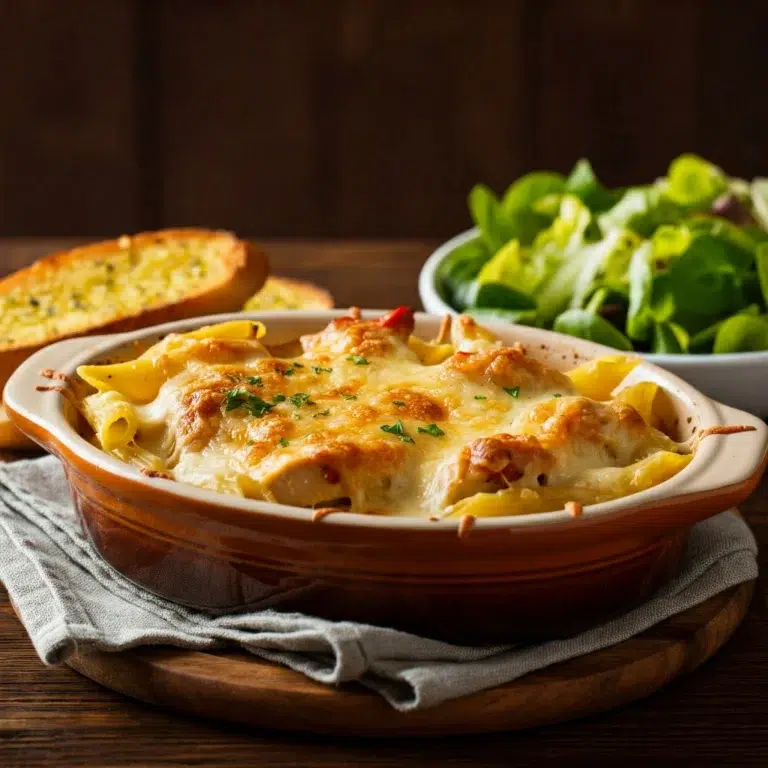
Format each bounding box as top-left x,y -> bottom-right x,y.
0,456 -> 758,712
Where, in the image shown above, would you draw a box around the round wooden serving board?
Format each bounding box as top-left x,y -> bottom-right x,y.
64,581 -> 754,737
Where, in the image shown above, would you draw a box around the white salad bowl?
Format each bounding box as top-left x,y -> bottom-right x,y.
419,228 -> 768,416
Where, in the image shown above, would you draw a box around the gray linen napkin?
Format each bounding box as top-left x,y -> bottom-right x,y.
0,456 -> 758,712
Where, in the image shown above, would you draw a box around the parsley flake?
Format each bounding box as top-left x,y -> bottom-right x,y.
272,394 -> 287,403
292,362 -> 304,368
474,395 -> 487,400
392,400 -> 406,407
313,409 -> 331,418
312,366 -> 333,374
417,423 -> 445,437
289,392 -> 315,407
341,393 -> 358,401
224,389 -> 275,418
279,437 -> 290,447
281,366 -> 295,377
246,376 -> 263,387
553,393 -> 562,398
347,355 -> 369,366
380,420 -> 414,444
504,386 -> 521,398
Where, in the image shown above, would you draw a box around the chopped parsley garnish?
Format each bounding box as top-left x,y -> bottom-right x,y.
246,376 -> 263,387
341,393 -> 358,401
418,423 -> 445,437
347,355 -> 370,366
279,437 -> 290,447
29,297 -> 40,308
474,395 -> 487,400
392,400 -> 406,407
272,394 -> 287,403
312,366 -> 333,374
224,389 -> 275,418
380,419 -> 414,444
553,393 -> 562,398
504,386 -> 521,398
289,392 -> 315,407
280,361 -> 305,376
313,409 -> 331,418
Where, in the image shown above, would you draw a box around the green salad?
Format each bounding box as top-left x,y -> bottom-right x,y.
438,154 -> 768,353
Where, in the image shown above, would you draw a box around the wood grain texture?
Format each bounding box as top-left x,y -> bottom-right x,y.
0,1 -> 140,235
63,581 -> 754,738
5,1 -> 767,238
695,0 -> 768,178
0,239 -> 767,766
530,0 -> 702,185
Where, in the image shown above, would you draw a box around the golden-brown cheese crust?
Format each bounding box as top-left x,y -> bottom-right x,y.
518,396 -> 652,461
377,388 -> 447,422
446,346 -> 575,394
467,433 -> 554,479
440,433 -> 554,507
178,385 -> 226,451
300,313 -> 413,359
85,311 -> 689,518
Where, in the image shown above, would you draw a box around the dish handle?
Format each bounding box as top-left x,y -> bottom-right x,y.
677,400 -> 768,497
3,334 -> 114,452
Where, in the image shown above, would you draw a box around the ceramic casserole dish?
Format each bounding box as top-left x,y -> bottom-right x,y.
4,311 -> 767,643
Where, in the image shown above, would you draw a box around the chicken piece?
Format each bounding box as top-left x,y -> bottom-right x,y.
435,433 -> 554,507
445,345 -> 574,396
450,315 -> 501,352
513,395 -> 675,481
255,436 -> 409,512
300,306 -> 416,360
177,385 -> 227,452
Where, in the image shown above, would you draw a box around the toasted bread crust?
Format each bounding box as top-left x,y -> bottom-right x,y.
0,229 -> 269,393
244,275 -> 334,310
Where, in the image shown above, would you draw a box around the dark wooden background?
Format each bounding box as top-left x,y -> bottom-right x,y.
1,0 -> 767,241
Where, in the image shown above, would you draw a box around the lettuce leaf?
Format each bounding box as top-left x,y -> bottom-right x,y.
564,158 -> 617,212
665,154 -> 727,209
569,229 -> 640,310
501,172 -> 565,213
598,186 -> 683,238
553,309 -> 633,351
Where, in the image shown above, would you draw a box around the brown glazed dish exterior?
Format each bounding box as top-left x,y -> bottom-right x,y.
6,312 -> 767,644
10,408 -> 763,644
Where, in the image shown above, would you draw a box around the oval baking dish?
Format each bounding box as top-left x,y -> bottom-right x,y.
5,311 -> 767,643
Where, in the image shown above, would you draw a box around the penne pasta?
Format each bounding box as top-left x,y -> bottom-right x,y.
73,310 -> 703,519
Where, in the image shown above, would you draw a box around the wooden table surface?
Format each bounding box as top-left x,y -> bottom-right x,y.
0,238 -> 766,767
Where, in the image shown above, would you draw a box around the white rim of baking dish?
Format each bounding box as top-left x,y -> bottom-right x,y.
4,310 -> 767,532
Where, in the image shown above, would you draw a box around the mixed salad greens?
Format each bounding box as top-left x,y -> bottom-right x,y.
437,154 -> 768,353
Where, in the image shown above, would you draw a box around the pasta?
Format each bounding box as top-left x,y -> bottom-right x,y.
72,308 -> 696,519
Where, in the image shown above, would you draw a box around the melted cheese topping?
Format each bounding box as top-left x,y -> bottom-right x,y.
77,311 -> 689,518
